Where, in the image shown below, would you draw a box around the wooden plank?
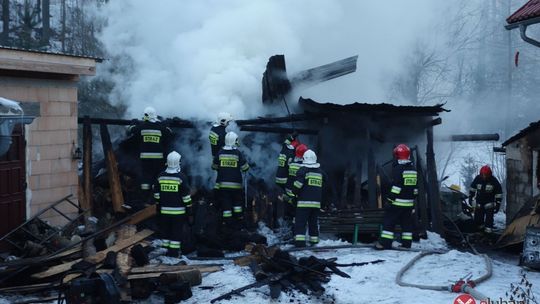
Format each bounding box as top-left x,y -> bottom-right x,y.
100,123 -> 125,213
31,258 -> 81,279
127,266 -> 220,280
127,204 -> 157,225
86,229 -> 154,264
130,264 -> 223,274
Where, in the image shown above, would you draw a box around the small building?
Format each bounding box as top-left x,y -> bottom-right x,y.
502,121 -> 540,223
0,46 -> 99,239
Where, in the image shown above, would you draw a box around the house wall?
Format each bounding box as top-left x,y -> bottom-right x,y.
504,126 -> 540,223
0,76 -> 79,225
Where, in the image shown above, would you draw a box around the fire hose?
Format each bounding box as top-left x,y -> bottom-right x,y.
395,216 -> 492,302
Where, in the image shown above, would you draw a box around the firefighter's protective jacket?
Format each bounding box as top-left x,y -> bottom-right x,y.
387,161 -> 418,208
292,165 -> 328,209
275,140 -> 295,186
209,124 -> 227,157
212,147 -> 250,190
128,120 -> 172,160
468,175 -> 502,206
153,171 -> 192,215
285,160 -> 303,197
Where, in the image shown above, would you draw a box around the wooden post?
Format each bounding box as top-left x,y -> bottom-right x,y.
426,127 -> 444,235
367,131 -> 377,209
376,171 -> 382,209
414,147 -> 428,237
81,116 -> 92,213
99,123 -> 125,213
340,167 -> 350,208
353,160 -> 363,208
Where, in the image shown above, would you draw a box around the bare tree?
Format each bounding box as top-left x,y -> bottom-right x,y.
1,0 -> 8,44
41,0 -> 50,46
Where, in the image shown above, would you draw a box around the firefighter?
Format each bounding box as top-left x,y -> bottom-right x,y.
212,131 -> 250,229
209,112 -> 233,158
153,151 -> 192,258
285,144 -> 308,201
275,133 -> 299,188
468,165 -> 503,233
376,144 -> 418,250
128,107 -> 173,202
292,149 -> 328,247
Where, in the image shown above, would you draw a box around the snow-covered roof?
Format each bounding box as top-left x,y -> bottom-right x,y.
0,97 -> 23,116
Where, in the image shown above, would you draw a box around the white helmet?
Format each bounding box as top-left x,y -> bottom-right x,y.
143,106 -> 158,122
224,132 -> 238,148
165,151 -> 181,173
303,150 -> 317,165
217,112 -> 233,126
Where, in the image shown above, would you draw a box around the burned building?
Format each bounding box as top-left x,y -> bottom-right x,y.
238,97 -> 448,235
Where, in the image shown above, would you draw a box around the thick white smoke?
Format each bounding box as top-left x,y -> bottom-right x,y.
98,0 -> 440,120
97,0 -> 445,188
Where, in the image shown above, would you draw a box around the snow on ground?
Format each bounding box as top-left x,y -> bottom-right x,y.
3,228 -> 539,304
136,229 -> 539,303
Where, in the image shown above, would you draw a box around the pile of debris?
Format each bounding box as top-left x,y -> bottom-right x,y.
0,204 -> 224,303
209,244 -> 384,302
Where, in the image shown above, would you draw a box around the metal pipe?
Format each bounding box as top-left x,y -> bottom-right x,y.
438,134 -> 500,142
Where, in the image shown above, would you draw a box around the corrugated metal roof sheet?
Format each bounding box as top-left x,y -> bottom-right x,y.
298,97 -> 448,116
507,0 -> 540,24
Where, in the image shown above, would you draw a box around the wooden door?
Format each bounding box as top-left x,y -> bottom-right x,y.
0,124 -> 26,245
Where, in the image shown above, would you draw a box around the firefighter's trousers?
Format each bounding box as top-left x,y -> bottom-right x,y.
158,212 -> 185,257
218,189 -> 244,230
379,204 -> 413,249
140,158 -> 164,200
294,207 -> 319,247
474,202 -> 495,229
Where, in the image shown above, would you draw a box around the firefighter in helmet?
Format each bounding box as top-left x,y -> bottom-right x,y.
468,165 -> 502,233
275,132 -> 299,188
292,149 -> 329,247
128,106 -> 173,202
209,112 -> 233,158
153,151 -> 192,257
284,144 -> 309,215
376,144 -> 418,250
212,131 -> 250,230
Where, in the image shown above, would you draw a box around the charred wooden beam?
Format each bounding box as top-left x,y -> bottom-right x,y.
235,114 -> 322,126
262,54 -> 358,104
493,146 -> 506,153
240,125 -> 319,135
426,127 -> 444,235
367,131 -> 377,209
414,147 -> 428,237
100,123 -> 125,213
441,133 -> 500,142
77,117 -> 195,128
81,116 -> 92,213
